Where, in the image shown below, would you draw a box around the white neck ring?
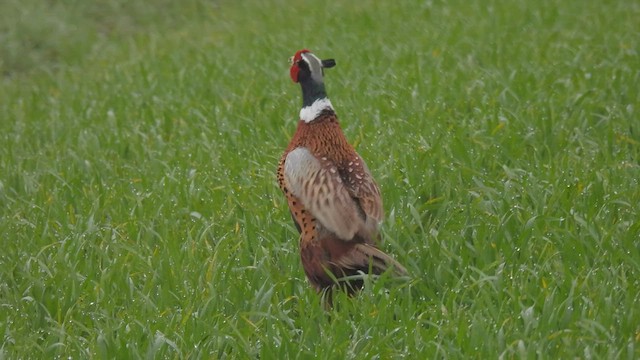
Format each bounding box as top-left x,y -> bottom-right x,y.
299,98 -> 334,123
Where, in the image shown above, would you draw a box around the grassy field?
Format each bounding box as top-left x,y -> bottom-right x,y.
1,0 -> 639,358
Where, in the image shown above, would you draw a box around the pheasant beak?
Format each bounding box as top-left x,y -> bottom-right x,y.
321,59 -> 336,68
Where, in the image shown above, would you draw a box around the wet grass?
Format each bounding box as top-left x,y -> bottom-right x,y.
1,0 -> 639,358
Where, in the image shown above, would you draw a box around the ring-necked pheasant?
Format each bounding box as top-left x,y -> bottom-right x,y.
277,49 -> 407,295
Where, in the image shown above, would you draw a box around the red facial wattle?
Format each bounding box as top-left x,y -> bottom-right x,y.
290,64 -> 300,83
289,49 -> 310,83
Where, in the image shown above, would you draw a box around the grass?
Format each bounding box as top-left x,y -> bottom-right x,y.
1,0 -> 639,358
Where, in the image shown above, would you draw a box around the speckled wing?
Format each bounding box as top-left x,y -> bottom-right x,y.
284,147 -> 365,241
341,156 -> 383,242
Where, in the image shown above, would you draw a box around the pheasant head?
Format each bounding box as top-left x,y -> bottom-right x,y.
289,49 -> 337,122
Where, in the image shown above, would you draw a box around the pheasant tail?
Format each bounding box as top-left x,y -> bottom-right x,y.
347,243 -> 408,277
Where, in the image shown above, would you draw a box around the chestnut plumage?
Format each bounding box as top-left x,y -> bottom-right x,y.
277,49 -> 407,295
